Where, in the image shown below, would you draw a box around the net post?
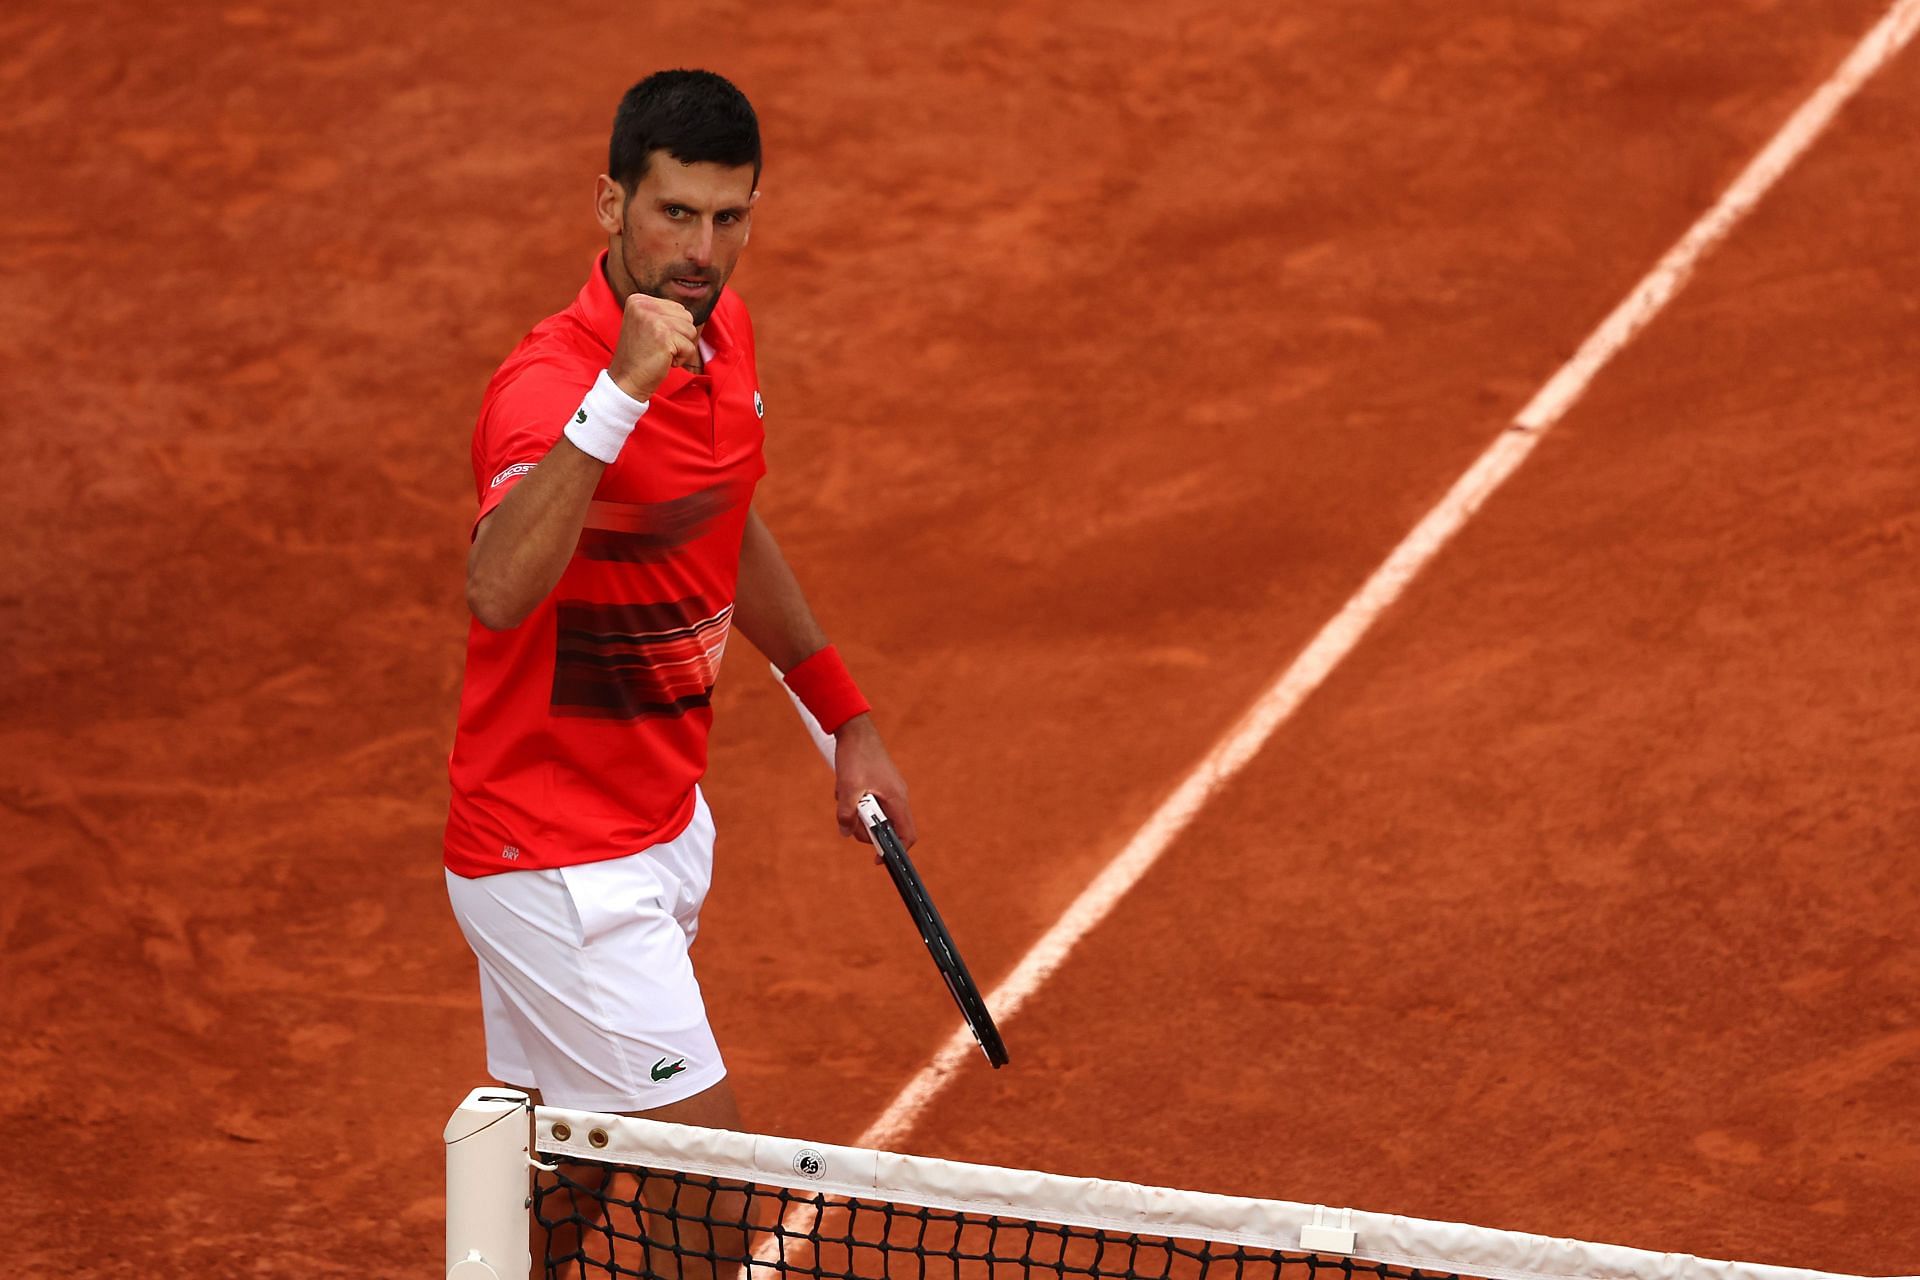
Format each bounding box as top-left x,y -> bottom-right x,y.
445,1087 -> 532,1280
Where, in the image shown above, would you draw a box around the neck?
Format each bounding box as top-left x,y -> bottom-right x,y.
603,245 -> 637,304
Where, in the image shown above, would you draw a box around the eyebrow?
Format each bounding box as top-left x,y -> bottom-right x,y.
658,197 -> 752,217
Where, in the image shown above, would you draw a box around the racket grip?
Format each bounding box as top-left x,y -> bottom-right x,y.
855,793 -> 888,830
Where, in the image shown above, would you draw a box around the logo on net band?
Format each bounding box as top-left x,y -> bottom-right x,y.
792,1148 -> 826,1180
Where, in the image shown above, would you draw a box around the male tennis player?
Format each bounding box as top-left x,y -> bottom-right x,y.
443,70 -> 917,1143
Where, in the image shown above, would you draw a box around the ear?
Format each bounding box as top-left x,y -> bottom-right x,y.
594,175 -> 624,235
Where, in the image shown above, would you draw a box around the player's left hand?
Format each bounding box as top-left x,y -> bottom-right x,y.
833,714 -> 916,858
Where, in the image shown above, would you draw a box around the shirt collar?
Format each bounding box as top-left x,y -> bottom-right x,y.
577,250 -> 625,352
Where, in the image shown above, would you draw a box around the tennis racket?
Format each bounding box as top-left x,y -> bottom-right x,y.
857,793 -> 1009,1068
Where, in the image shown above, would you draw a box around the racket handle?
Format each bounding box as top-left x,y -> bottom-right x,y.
855,793 -> 888,830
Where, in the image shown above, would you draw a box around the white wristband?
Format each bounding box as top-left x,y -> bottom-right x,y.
562,369 -> 649,463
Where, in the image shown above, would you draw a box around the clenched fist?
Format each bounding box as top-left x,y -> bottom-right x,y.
609,293 -> 700,400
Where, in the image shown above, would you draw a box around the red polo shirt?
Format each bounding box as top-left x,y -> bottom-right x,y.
445,253 -> 767,878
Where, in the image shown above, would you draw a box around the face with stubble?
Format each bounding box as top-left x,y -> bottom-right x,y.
595,151 -> 757,328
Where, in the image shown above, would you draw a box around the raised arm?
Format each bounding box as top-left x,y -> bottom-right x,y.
466,293 -> 698,630
467,439 -> 610,630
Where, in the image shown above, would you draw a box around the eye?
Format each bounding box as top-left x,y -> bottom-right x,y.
664,204 -> 689,219
717,212 -> 740,226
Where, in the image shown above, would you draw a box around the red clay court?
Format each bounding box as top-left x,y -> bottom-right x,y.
2,2 -> 1916,1276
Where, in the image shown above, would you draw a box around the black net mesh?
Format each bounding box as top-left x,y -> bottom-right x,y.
534,1157 -> 1475,1280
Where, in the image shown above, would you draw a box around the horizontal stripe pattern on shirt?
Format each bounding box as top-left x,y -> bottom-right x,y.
551,600 -> 733,721
577,486 -> 736,563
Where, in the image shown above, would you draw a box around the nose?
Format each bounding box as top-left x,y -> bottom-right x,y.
684,218 -> 715,268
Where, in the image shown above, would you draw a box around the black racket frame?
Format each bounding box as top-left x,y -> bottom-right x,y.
865,809 -> 1009,1069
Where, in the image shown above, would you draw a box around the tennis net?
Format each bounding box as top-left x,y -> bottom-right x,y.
445,1088 -> 1909,1280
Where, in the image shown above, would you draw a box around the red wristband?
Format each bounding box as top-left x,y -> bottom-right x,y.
782,645 -> 870,735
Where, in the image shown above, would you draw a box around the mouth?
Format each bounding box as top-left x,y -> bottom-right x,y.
665,276 -> 713,299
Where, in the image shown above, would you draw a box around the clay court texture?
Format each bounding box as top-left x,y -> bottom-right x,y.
3,1 -> 1917,1275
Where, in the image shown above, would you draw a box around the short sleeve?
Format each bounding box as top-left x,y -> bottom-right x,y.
471,359 -> 593,531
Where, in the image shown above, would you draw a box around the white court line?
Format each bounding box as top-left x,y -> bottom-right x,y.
850,0 -> 1920,1155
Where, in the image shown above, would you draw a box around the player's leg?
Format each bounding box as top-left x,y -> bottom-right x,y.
629,1079 -> 749,1280
448,792 -> 732,1278
524,1075 -> 747,1277
611,802 -> 749,1280
635,1075 -> 742,1129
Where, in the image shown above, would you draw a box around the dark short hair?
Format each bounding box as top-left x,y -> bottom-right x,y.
608,70 -> 761,189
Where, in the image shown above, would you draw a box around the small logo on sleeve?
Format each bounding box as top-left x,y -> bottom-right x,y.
651,1057 -> 688,1082
753,391 -> 765,419
575,408 -> 588,423
489,462 -> 537,489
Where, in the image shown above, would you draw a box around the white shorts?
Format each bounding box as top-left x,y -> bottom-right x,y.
444,788 -> 725,1111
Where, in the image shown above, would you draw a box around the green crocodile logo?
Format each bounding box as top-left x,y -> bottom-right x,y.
651,1057 -> 688,1082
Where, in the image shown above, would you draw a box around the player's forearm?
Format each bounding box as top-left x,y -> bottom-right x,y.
732,507 -> 831,672
465,438 -> 607,630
